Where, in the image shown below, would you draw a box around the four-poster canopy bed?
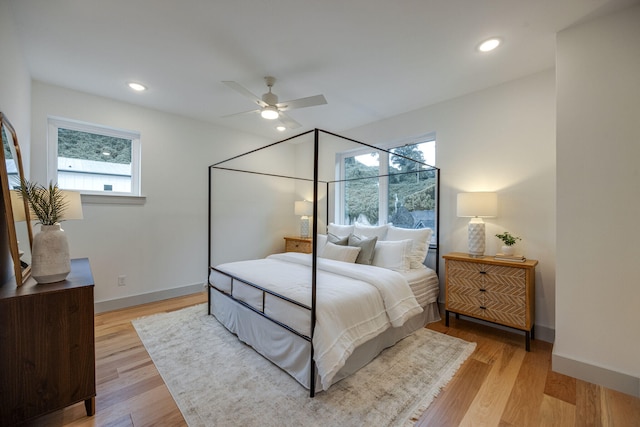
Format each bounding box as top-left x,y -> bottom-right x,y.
208,129 -> 440,397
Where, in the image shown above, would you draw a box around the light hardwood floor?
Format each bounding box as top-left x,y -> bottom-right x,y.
26,292 -> 639,426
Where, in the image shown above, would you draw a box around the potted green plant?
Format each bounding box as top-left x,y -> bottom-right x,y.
16,180 -> 71,283
495,232 -> 521,256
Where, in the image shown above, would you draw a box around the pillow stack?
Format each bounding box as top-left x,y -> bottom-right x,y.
316,223 -> 433,272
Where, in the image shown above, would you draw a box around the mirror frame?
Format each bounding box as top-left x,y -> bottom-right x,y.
0,112 -> 33,285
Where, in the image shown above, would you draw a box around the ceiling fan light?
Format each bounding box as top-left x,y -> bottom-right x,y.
261,106 -> 279,120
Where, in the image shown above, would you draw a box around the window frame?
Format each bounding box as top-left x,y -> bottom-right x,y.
336,133 -> 436,227
47,116 -> 142,199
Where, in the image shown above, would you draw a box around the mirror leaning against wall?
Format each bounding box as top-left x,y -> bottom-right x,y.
0,112 -> 33,285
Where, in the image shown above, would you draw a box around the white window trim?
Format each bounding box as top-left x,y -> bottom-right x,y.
335,132 -> 436,225
47,116 -> 142,200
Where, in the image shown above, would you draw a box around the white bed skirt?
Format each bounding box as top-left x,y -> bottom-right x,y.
209,289 -> 441,393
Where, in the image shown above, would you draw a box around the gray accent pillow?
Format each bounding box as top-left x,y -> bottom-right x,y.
327,233 -> 348,246
348,234 -> 378,265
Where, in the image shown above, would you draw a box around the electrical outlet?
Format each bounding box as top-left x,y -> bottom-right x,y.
118,275 -> 126,286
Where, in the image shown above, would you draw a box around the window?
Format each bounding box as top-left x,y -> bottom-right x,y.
48,117 -> 141,197
337,135 -> 436,237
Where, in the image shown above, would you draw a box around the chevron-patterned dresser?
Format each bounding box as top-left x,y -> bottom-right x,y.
443,252 -> 538,351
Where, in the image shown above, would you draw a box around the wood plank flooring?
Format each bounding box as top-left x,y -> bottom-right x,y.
24,292 -> 640,426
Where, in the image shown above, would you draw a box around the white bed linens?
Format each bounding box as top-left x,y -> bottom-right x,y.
211,252 -> 423,390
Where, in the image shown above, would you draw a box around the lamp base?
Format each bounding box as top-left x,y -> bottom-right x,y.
467,219 -> 486,258
300,217 -> 310,238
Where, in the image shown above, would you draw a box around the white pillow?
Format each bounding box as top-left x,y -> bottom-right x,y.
354,223 -> 389,240
371,239 -> 413,272
320,242 -> 361,263
328,223 -> 354,237
315,234 -> 327,256
385,226 -> 433,269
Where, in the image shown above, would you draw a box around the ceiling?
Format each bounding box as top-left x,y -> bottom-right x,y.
7,0 -> 636,138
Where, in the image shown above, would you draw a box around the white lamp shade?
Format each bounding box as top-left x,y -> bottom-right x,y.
457,192 -> 497,217
13,189 -> 84,222
60,190 -> 83,221
294,200 -> 313,217
10,190 -> 27,222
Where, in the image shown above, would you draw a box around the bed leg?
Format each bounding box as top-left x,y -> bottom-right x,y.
309,357 -> 316,398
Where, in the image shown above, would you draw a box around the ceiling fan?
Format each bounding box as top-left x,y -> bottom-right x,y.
222,76 -> 327,129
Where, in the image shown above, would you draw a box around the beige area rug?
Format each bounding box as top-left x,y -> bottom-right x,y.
132,303 -> 475,427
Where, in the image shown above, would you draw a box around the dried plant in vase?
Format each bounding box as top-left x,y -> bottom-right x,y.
18,180 -> 69,225
16,180 -> 73,283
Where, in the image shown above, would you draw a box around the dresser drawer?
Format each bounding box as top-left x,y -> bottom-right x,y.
284,237 -> 312,254
483,264 -> 526,298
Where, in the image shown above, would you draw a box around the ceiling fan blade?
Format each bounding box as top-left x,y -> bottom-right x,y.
277,94 -> 327,111
221,108 -> 260,119
222,81 -> 268,108
278,112 -> 302,129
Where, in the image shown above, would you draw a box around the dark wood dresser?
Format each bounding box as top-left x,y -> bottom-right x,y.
0,258 -> 96,425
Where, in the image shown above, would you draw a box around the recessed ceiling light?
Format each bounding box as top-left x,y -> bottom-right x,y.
478,38 -> 501,53
276,125 -> 286,132
128,82 -> 147,91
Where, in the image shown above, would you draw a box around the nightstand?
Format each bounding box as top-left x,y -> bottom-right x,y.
443,252 -> 538,351
284,236 -> 313,253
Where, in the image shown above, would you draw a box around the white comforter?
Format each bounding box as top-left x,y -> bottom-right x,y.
213,252 -> 423,390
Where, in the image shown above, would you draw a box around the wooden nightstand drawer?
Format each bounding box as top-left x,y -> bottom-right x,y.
443,252 -> 538,350
284,236 -> 312,254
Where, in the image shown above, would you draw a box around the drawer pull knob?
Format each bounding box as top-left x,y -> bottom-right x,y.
480,306 -> 487,310
479,288 -> 486,292
479,271 -> 487,275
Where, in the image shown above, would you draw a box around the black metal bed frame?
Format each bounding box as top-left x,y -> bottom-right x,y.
207,128 -> 440,397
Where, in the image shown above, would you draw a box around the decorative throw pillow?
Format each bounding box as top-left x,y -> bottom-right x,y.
328,223 -> 354,237
320,242 -> 361,263
347,234 -> 378,265
385,226 -> 433,269
327,233 -> 348,246
371,239 -> 413,272
354,223 -> 389,240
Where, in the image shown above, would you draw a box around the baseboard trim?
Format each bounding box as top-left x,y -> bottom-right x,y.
95,283 -> 205,314
552,352 -> 640,398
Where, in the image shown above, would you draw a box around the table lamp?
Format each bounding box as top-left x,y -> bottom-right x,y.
457,192 -> 497,257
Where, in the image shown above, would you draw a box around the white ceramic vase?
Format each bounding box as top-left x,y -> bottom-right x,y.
501,245 -> 515,256
31,223 -> 71,284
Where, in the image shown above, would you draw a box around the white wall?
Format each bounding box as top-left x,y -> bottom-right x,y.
555,4 -> 640,396
346,70 -> 557,338
0,0 -> 32,284
0,0 -> 31,173
209,138 -> 298,265
31,82 -> 275,309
